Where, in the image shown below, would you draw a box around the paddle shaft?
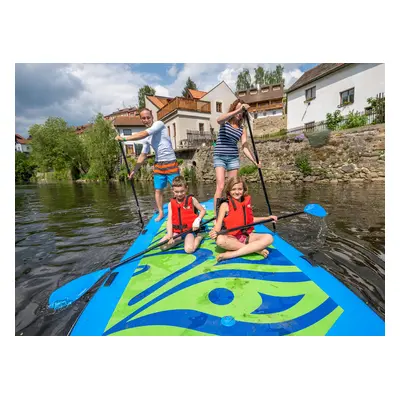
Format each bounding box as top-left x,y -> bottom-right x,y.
118,141 -> 144,228
108,216 -> 216,273
243,109 -> 275,231
218,210 -> 304,236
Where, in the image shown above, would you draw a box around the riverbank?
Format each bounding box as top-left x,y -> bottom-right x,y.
193,124 -> 385,183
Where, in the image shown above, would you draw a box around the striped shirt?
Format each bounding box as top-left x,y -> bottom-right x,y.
214,122 -> 243,157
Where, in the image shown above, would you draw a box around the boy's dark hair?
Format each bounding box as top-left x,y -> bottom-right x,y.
172,175 -> 188,188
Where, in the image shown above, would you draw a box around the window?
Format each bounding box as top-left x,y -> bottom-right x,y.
168,126 -> 171,137
216,102 -> 222,113
272,111 -> 276,115
340,88 -> 354,105
123,129 -> 132,135
134,143 -> 143,156
254,112 -> 258,119
126,145 -> 134,155
305,86 -> 316,101
199,123 -> 204,132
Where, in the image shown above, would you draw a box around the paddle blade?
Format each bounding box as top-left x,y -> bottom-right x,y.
48,268 -> 110,310
304,204 -> 327,218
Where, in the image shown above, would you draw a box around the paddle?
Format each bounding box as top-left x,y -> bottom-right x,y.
118,140 -> 144,229
217,204 -> 327,236
48,216 -> 216,310
243,108 -> 276,232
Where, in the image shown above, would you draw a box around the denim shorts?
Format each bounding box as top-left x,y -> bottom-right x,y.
213,154 -> 240,171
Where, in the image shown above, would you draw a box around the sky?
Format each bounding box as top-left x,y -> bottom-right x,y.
15,63 -> 318,137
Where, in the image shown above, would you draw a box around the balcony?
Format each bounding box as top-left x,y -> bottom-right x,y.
249,102 -> 284,113
178,130 -> 216,149
157,97 -> 211,120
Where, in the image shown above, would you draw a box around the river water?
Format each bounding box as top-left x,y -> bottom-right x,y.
15,181 -> 385,335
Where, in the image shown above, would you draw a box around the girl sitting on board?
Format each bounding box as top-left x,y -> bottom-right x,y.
209,176 -> 277,262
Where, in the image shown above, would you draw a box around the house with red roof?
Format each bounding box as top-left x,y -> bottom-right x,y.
145,81 -> 237,149
15,134 -> 32,154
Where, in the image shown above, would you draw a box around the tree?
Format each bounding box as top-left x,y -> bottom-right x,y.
138,85 -> 156,109
181,77 -> 198,98
83,114 -> 120,180
236,68 -> 252,91
29,117 -> 89,177
254,66 -> 265,86
15,152 -> 36,183
264,64 -> 285,85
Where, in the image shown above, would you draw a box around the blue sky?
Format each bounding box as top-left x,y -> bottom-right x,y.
15,63 -> 318,137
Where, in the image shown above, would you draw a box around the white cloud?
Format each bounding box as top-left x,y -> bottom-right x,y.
167,64 -> 178,77
154,85 -> 170,97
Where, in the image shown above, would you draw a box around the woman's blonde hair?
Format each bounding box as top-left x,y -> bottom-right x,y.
224,176 -> 248,198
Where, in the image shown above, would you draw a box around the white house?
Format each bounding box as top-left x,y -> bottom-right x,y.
286,63 -> 385,130
113,116 -> 150,156
145,81 -> 238,149
15,134 -> 32,154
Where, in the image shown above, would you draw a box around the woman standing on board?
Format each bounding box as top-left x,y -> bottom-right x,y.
213,99 -> 260,213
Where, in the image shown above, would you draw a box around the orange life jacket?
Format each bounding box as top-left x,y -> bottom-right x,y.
223,195 -> 254,236
171,195 -> 198,233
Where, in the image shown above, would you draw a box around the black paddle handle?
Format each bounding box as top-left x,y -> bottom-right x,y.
118,141 -> 144,227
109,216 -> 216,272
218,210 -> 304,236
243,109 -> 275,232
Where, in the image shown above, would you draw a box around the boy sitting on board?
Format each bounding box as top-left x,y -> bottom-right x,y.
161,176 -> 206,253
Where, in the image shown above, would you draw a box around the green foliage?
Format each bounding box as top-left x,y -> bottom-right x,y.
367,95 -> 385,124
138,85 -> 156,109
236,69 -> 252,91
326,110 -> 344,130
15,152 -> 36,183
182,167 -> 190,181
177,158 -> 184,165
83,114 -> 120,181
254,66 -> 265,86
340,111 -> 368,130
239,164 -> 258,175
182,77 -> 198,98
29,117 -> 89,176
295,153 -> 312,176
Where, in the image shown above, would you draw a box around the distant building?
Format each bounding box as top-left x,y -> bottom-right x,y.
104,107 -> 138,121
236,83 -> 284,119
285,63 -> 385,130
112,116 -> 149,156
145,81 -> 238,149
15,134 -> 32,154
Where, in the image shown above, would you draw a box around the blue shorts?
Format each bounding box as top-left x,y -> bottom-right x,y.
154,173 -> 180,190
213,154 -> 240,171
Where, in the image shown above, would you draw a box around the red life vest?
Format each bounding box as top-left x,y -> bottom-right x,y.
223,195 -> 254,236
171,195 -> 198,233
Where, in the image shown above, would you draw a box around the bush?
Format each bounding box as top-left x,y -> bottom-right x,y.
340,110 -> 368,129
326,110 -> 344,130
295,153 -> 312,176
239,164 -> 258,175
177,158 -> 184,165
15,152 -> 36,183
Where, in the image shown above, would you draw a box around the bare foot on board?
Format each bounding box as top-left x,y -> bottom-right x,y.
155,213 -> 164,222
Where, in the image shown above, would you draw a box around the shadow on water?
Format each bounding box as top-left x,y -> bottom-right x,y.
15,181 -> 385,335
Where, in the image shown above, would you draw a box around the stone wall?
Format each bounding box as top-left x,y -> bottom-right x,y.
253,115 -> 287,137
192,124 -> 385,183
